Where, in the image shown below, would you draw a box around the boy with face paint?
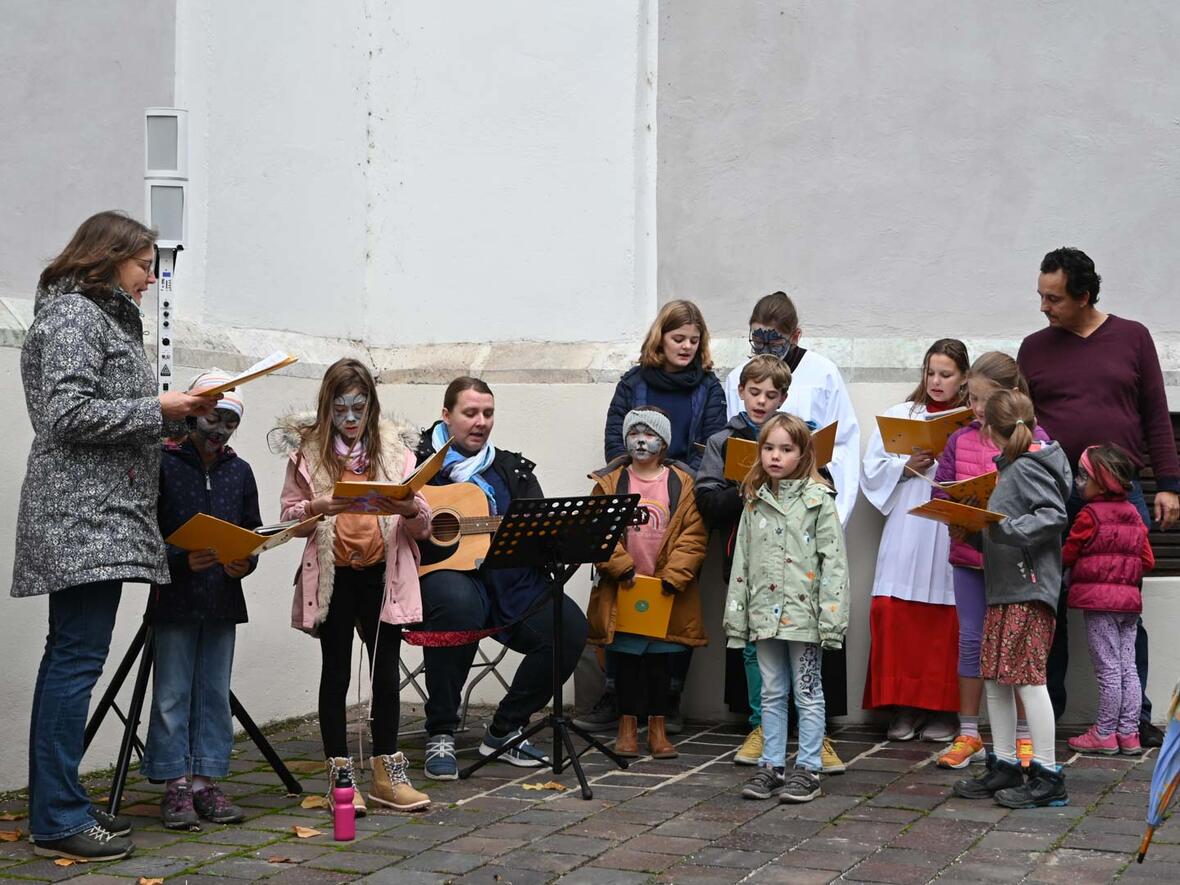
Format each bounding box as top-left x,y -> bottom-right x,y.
586,407 -> 709,759
143,370 -> 259,829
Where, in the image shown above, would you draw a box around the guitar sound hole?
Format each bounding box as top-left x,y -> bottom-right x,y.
432,512 -> 461,542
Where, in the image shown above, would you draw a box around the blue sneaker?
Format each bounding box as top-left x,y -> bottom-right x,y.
425,733 -> 458,780
479,727 -> 550,767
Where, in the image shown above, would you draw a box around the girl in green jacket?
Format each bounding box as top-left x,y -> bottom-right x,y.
725,413 -> 849,804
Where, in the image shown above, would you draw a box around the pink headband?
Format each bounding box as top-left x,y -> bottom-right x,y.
1080,447 -> 1124,496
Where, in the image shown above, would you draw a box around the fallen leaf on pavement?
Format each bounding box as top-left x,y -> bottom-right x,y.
267,855 -> 296,863
0,829 -> 21,842
286,760 -> 326,774
0,812 -> 26,821
54,858 -> 77,867
137,878 -> 164,885
521,781 -> 567,792
292,825 -> 323,838
300,795 -> 329,809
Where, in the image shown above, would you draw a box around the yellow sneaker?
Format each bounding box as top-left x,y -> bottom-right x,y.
734,726 -> 763,766
1016,737 -> 1034,768
821,736 -> 846,774
936,734 -> 985,769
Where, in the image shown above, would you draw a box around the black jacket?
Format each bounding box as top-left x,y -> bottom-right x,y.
693,416 -> 759,581
149,440 -> 261,623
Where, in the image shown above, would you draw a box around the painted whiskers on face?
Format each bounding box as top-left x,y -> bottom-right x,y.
191,409 -> 240,455
332,392 -> 368,439
625,424 -> 665,464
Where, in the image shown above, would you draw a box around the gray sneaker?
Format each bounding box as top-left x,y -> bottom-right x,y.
741,766 -> 785,800
779,768 -> 822,804
161,783 -> 200,830
32,823 -> 133,862
89,806 -> 132,837
572,690 -> 618,732
192,784 -> 244,824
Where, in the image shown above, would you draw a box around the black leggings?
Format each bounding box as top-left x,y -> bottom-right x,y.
318,564 -> 401,758
615,652 -> 671,718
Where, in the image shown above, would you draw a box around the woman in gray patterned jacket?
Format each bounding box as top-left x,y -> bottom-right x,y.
12,211 -> 214,863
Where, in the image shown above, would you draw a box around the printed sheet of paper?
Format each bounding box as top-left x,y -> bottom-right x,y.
165,513 -> 321,564
877,407 -> 973,457
196,351 -> 299,398
908,498 -> 1005,533
722,422 -> 837,482
333,440 -> 452,513
614,575 -> 674,639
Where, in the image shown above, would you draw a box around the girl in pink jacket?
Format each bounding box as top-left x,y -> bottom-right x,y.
1064,444 -> 1155,755
276,358 -> 432,814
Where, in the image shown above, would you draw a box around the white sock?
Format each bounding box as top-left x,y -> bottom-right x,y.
192,775 -> 213,793
984,680 -> 1017,763
1016,684 -> 1056,767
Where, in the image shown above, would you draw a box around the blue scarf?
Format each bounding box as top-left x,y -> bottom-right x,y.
432,422 -> 499,514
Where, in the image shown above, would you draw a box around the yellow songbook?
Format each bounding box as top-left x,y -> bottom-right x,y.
333,440 -> 452,513
723,421 -> 837,482
614,575 -> 675,639
940,471 -> 998,505
877,407 -> 973,457
908,498 -> 1004,533
195,351 -> 299,398
165,513 -> 322,565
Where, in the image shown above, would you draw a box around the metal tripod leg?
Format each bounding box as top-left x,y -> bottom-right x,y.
230,693 -> 302,794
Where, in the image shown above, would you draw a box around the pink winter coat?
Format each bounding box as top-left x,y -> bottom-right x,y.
1063,498 -> 1154,613
276,416 -> 432,634
934,420 -> 1049,568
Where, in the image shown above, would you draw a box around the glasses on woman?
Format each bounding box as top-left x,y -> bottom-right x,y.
749,328 -> 791,357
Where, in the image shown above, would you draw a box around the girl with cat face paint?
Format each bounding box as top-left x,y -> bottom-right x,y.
143,371 -> 256,829
586,407 -> 709,760
275,358 -> 433,815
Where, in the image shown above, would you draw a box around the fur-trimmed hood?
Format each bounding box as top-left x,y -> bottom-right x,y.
269,411 -> 421,458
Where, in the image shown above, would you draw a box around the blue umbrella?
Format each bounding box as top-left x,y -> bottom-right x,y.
1140,681 -> 1180,862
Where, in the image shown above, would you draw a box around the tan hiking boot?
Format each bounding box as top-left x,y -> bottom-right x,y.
370,752 -> 430,812
326,756 -> 367,817
615,714 -> 639,757
648,715 -> 678,759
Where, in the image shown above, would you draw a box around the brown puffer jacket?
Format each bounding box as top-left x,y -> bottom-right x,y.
586,458 -> 709,648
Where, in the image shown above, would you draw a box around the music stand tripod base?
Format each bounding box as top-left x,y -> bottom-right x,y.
458,494 -> 641,799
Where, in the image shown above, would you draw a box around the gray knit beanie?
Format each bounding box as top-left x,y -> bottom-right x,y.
622,408 -> 672,450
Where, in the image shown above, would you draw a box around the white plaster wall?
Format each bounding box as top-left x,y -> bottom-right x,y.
174,0 -> 656,347
657,1 -> 1180,340
0,0 -> 174,297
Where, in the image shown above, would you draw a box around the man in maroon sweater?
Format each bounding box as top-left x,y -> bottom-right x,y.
1019,247 -> 1179,746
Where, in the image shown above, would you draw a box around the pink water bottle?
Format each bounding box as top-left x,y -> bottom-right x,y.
332,771 -> 356,841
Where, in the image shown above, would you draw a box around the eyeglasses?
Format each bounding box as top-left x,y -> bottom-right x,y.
749,328 -> 791,356
131,258 -> 154,274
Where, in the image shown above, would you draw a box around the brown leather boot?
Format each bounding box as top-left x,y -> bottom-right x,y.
615,715 -> 639,757
326,756 -> 367,817
648,716 -> 678,758
370,752 -> 430,812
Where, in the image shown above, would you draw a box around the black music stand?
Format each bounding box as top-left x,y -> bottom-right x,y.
459,494 -> 640,799
84,615 -> 302,815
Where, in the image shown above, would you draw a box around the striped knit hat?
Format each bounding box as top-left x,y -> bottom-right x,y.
187,369 -> 244,418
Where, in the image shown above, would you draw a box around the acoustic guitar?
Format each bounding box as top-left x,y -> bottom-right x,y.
417,483 -> 649,575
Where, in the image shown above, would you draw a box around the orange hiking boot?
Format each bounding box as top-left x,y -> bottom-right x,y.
937,734 -> 985,770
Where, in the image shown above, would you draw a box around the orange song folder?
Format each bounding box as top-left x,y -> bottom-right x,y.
333,441 -> 452,512
165,513 -> 322,565
723,421 -> 837,482
906,466 -> 999,506
614,575 -> 674,639
877,407 -> 973,457
908,498 -> 1004,533
195,351 -> 298,397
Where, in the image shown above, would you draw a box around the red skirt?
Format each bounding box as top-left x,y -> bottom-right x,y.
862,596 -> 960,712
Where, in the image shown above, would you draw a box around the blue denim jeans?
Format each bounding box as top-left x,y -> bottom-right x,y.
757,638 -> 825,771
141,620 -> 237,781
28,581 -> 123,842
744,642 -> 762,728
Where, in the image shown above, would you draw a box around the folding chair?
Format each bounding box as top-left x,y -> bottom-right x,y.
399,638 -> 512,735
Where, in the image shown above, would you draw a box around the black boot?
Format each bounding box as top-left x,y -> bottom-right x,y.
994,760 -> 1069,809
952,752 -> 1024,800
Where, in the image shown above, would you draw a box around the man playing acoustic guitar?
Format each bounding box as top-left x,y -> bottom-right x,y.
414,377 -> 590,780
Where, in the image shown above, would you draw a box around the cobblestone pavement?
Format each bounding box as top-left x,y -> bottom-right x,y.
0,706 -> 1171,883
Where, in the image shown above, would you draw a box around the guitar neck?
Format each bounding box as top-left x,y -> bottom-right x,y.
456,516 -> 502,535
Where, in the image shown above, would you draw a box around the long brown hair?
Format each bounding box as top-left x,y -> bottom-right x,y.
966,351 -> 1031,396
638,300 -> 714,371
984,389 -> 1037,465
749,291 -> 799,334
304,358 -> 386,480
906,338 -> 969,407
39,211 -> 157,297
741,412 -> 829,498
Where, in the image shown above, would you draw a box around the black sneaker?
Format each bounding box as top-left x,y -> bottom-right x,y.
779,768 -> 822,804
89,806 -> 132,837
741,766 -> 785,800
952,752 -> 1023,800
994,761 -> 1069,809
572,690 -> 618,732
32,823 -> 133,862
1140,720 -> 1165,748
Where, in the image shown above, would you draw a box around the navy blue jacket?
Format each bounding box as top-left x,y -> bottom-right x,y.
604,365 -> 727,473
149,440 -> 261,624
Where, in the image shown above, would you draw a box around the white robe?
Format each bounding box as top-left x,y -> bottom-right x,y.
860,400 -> 955,606
724,349 -> 861,526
